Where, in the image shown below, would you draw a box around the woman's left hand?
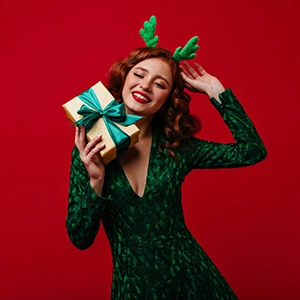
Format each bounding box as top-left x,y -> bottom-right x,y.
180,62 -> 225,102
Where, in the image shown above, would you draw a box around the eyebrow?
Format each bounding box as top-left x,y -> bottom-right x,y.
133,67 -> 170,87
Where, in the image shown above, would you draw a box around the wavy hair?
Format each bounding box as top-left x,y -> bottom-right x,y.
106,47 -> 201,160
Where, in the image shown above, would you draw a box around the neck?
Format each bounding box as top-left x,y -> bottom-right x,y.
135,116 -> 154,139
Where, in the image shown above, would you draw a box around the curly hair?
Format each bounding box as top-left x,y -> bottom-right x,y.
106,47 -> 201,160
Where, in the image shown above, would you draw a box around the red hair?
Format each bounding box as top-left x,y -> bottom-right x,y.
106,47 -> 201,160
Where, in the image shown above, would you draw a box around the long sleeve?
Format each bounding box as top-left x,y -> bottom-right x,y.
66,146 -> 111,250
185,88 -> 267,170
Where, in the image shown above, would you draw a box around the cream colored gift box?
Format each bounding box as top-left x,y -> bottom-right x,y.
62,81 -> 140,165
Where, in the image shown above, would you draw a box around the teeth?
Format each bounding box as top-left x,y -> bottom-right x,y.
133,93 -> 150,102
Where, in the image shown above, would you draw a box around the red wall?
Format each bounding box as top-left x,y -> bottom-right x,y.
1,0 -> 299,299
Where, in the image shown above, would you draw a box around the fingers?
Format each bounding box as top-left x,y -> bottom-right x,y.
75,126 -> 106,163
83,141 -> 106,166
181,62 -> 207,78
75,126 -> 87,151
182,62 -> 200,78
180,68 -> 199,88
181,72 -> 196,88
84,135 -> 105,158
194,62 -> 207,76
179,65 -> 193,79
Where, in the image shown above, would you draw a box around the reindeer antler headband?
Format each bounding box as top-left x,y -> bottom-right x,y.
140,16 -> 199,62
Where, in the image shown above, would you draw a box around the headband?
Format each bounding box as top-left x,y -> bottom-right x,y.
139,16 -> 199,62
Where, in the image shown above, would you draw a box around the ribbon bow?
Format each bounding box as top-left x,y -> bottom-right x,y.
74,88 -> 142,155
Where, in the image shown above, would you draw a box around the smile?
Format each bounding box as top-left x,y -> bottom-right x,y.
132,91 -> 151,104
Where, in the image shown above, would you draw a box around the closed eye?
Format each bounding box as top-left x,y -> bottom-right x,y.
155,82 -> 166,89
134,73 -> 143,78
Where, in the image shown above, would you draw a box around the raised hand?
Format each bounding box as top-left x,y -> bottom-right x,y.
180,62 -> 225,102
75,126 -> 106,195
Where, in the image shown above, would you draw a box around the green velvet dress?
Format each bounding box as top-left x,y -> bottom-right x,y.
66,88 -> 267,299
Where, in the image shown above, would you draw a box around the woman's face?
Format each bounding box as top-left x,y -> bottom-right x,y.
122,58 -> 173,117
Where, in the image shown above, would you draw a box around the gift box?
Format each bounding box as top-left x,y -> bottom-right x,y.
62,81 -> 141,165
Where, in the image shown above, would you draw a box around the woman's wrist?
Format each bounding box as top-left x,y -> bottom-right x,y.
206,81 -> 225,103
90,178 -> 104,196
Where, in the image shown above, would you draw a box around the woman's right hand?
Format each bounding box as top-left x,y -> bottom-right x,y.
75,126 -> 106,196
180,62 -> 225,103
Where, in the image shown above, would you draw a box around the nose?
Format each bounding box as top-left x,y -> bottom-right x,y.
140,80 -> 151,92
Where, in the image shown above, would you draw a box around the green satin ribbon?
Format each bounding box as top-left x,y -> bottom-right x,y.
75,88 -> 142,156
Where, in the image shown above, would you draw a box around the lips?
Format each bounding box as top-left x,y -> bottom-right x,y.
132,91 -> 151,104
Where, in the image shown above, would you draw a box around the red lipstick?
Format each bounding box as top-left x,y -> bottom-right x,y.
132,91 -> 151,104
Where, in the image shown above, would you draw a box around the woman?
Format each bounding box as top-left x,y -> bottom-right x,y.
66,47 -> 267,299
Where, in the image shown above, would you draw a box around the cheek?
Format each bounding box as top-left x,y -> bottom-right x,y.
157,91 -> 170,105
122,76 -> 136,95
122,79 -> 131,99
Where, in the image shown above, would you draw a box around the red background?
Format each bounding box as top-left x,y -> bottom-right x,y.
1,0 -> 299,299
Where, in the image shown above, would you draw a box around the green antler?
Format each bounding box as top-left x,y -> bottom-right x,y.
140,16 -> 159,48
173,36 -> 199,61
139,16 -> 199,61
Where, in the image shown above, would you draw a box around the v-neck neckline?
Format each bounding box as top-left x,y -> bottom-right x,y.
118,127 -> 157,198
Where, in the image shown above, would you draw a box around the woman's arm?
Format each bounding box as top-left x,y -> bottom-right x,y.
66,127 -> 110,250
186,88 -> 267,169
180,63 -> 267,169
